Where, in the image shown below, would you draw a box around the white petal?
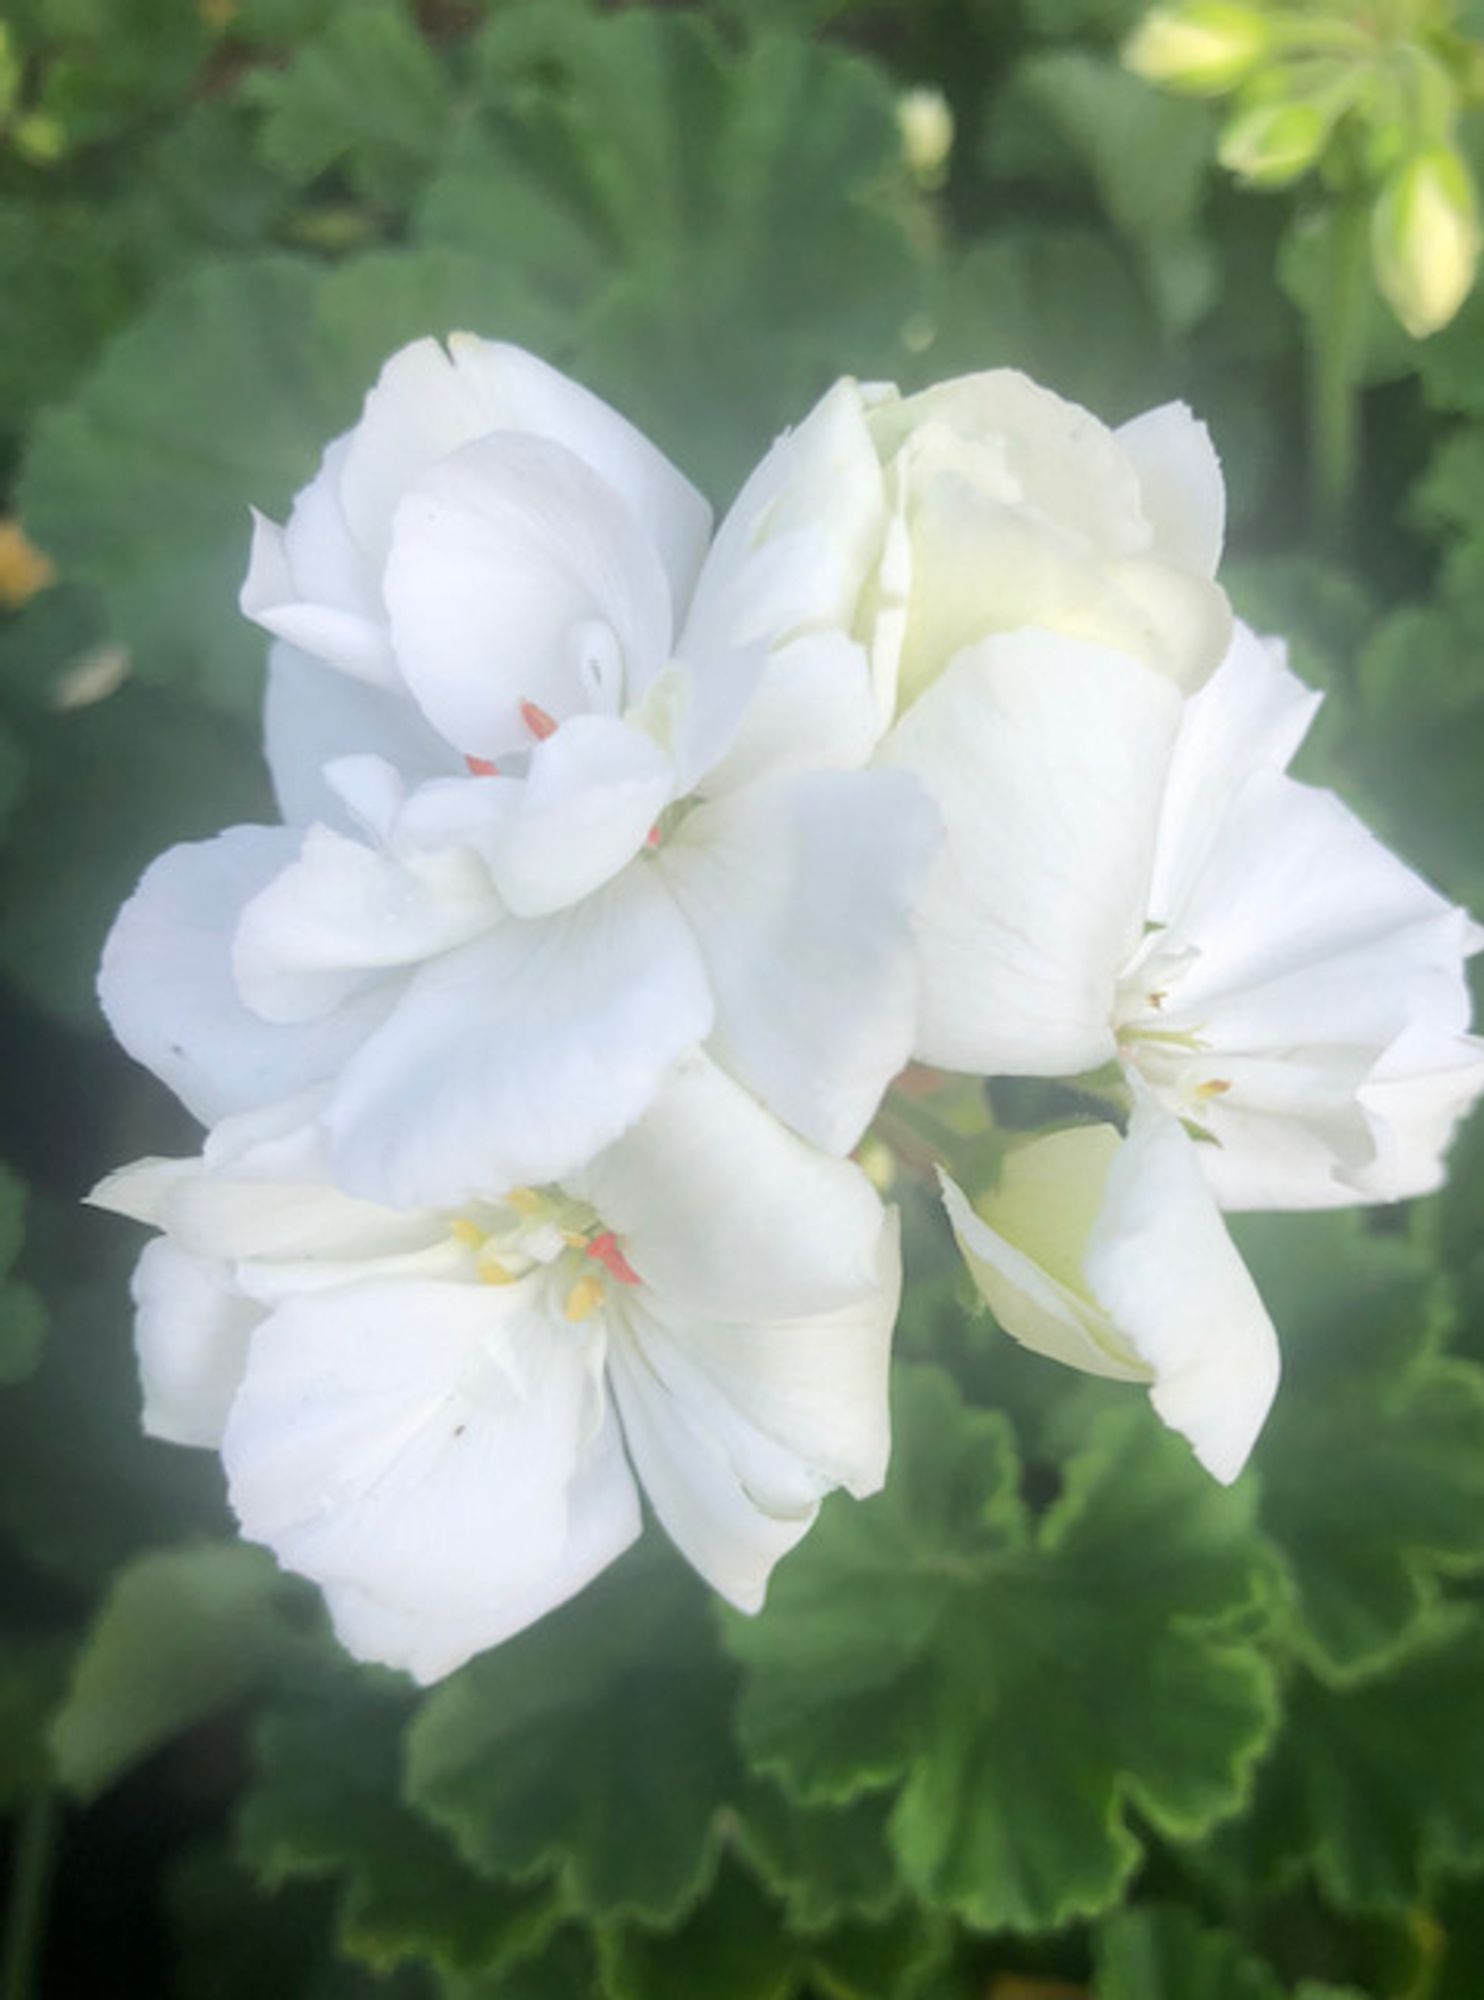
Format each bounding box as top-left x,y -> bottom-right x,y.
575,1050 -> 888,1321
680,378 -> 885,665
660,767 -> 938,1153
224,1274 -> 613,1626
398,717 -> 675,919
1115,401 -> 1226,577
98,828 -> 393,1125
1085,1103 -> 1280,1482
696,633 -> 883,797
880,632 -> 1180,1076
334,336 -> 708,608
263,643 -> 459,833
945,1107 -> 1280,1482
326,866 -> 714,1207
130,1238 -> 259,1448
1356,1021 -> 1484,1203
606,1214 -> 899,1612
383,434 -> 674,759
318,1408 -> 640,1683
233,818 -> 501,1024
240,451 -> 395,688
1148,622 -> 1322,923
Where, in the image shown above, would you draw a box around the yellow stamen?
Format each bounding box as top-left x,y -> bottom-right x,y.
507,1187 -> 544,1217
0,520 -> 56,611
1195,1077 -> 1232,1099
477,1251 -> 516,1286
450,1217 -> 483,1248
564,1273 -> 605,1322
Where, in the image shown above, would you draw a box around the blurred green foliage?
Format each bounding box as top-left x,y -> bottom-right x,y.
3,1 -> 1484,1995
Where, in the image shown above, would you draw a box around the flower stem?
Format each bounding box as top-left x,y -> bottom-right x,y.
2,1791 -> 59,2000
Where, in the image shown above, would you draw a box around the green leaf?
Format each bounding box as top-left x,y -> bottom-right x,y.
1218,1611 -> 1484,1912
597,1858 -> 798,2000
420,9 -> 932,495
1094,1904 -> 1366,2000
404,1547 -> 737,1924
50,1542 -> 308,1800
728,1367 -> 1279,1932
0,1637 -> 70,1811
0,1158 -> 46,1387
245,1 -> 452,207
240,1666 -> 559,1978
731,1781 -> 900,1935
1236,1212 -> 1484,1678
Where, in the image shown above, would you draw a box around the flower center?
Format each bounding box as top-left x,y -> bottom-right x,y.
448,1186 -> 640,1321
1113,928 -> 1232,1130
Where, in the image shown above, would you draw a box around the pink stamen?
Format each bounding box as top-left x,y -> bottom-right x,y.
521,700 -> 558,741
645,824 -> 662,850
464,754 -> 498,777
586,1232 -> 641,1286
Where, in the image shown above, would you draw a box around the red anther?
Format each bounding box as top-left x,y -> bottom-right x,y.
464,754 -> 498,777
586,1232 -> 641,1286
645,824 -> 662,850
520,700 -> 559,741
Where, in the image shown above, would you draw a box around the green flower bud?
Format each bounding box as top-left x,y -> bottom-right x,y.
1218,96 -> 1331,187
1124,3 -> 1272,97
1372,145 -> 1482,338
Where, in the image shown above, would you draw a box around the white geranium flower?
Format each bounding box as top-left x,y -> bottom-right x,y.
91,1053 -> 899,1684
941,1099 -> 1280,1482
885,621 -> 1484,1208
99,343 -> 937,1207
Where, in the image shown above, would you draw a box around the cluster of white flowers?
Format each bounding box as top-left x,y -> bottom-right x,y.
94,336 -> 1484,1681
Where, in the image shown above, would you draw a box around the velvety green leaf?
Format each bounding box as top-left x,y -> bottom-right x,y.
732,1781 -> 900,1935
598,1859 -> 798,2000
50,1542 -> 309,1800
405,1547 -> 737,1924
1094,1904 -> 1366,1999
421,8 -> 932,494
17,256 -> 352,713
0,1637 -> 70,1810
1219,1611 -> 1484,1912
241,1666 -> 559,1977
1236,1213 -> 1484,1677
246,1 -> 452,206
728,1367 -> 1279,1932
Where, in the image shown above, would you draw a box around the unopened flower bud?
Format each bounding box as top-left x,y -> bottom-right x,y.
1218,97 -> 1330,187
1372,146 -> 1481,339
1124,3 -> 1271,96
897,86 -> 953,189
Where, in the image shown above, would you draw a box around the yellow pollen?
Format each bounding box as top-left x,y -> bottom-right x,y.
564,1273 -> 606,1322
561,1230 -> 587,1249
477,1251 -> 516,1286
450,1218 -> 484,1248
1196,1078 -> 1232,1099
507,1187 -> 544,1217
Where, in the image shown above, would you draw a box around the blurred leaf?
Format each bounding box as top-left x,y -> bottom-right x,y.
727,1367 -> 1279,1932
1094,1904 -> 1366,1999
0,1157 -> 45,1385
732,1781 -> 900,1935
1217,1610 -> 1484,1912
241,1666 -> 560,1977
405,1547 -> 737,1924
1237,1212 -> 1484,1679
29,0 -> 211,146
597,1859 -> 798,2000
421,8 -> 932,494
0,1636 -> 69,1810
50,1542 -> 307,1800
246,1 -> 452,207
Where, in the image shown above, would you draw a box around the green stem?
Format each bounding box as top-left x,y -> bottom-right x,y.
1309,191 -> 1373,539
3,1791 -> 59,2000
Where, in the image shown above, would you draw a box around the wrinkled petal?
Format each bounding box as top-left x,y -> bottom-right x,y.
130,1238 -> 259,1448
945,1104 -> 1279,1483
660,767 -> 937,1153
696,633 -> 883,797
606,1214 -> 898,1612
264,644 -> 458,833
681,378 -> 885,665
384,433 -> 674,759
574,1050 -> 887,1321
223,1274 -> 613,1635
326,866 -> 714,1207
399,716 -> 675,919
1115,401 -> 1226,577
319,1408 -> 640,1683
1148,622 -> 1322,923
233,817 -> 501,1024
880,632 -> 1180,1077
98,828 -> 393,1126
1354,1020 -> 1484,1203
339,336 -> 709,607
